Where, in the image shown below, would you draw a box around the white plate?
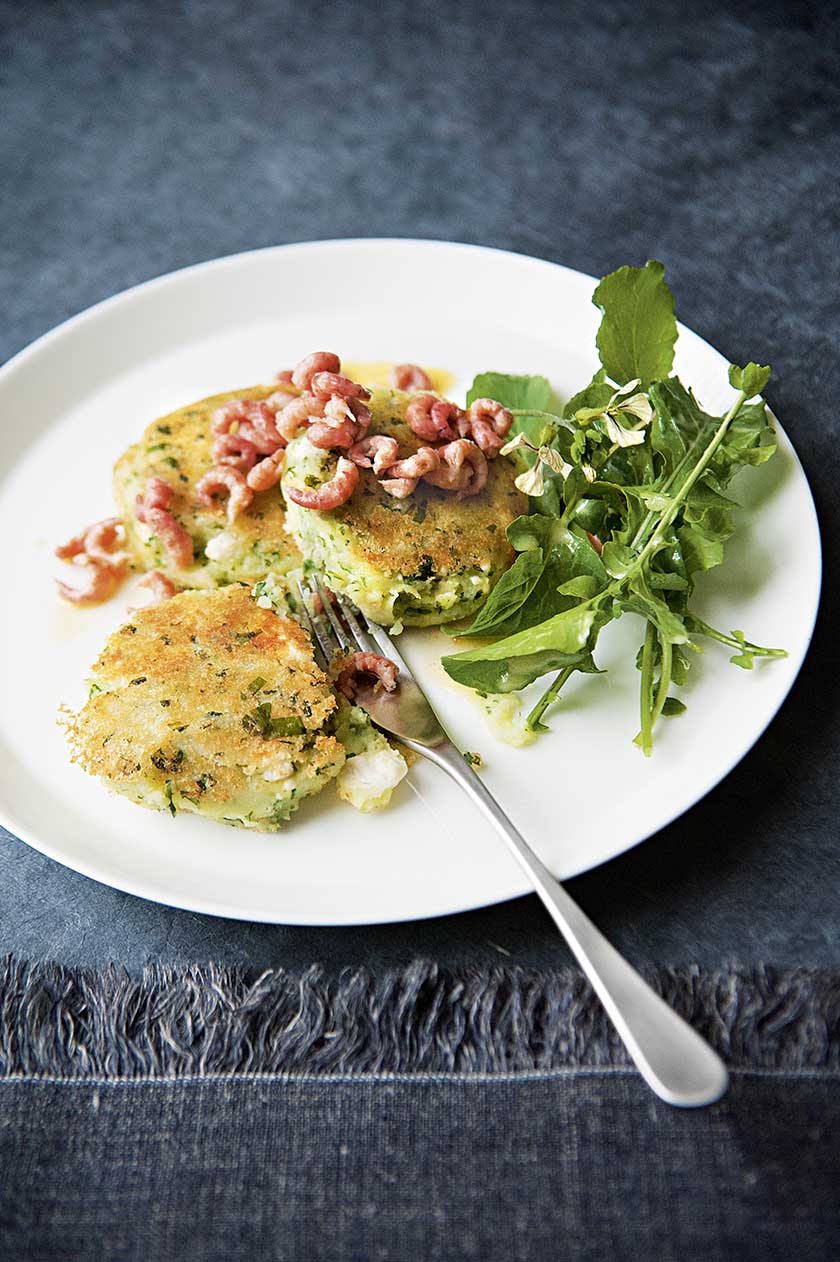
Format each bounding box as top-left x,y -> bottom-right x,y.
0,240 -> 821,924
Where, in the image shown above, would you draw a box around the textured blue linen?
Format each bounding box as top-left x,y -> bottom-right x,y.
0,0 -> 838,971
1,2 -> 839,1256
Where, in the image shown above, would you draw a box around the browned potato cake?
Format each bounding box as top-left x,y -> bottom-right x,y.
113,386 -> 301,588
63,585 -> 345,830
282,388 -> 526,627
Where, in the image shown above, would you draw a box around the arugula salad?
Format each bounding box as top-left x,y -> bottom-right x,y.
442,260 -> 786,754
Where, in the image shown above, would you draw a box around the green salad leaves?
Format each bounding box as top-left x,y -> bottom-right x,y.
442,260 -> 786,753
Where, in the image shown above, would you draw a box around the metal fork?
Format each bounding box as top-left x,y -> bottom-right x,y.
296,574 -> 728,1108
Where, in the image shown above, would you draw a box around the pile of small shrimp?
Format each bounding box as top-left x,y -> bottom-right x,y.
55,353 -> 514,604
276,353 -> 514,510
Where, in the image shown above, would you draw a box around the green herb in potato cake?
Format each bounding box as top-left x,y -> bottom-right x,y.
443,260 -> 786,754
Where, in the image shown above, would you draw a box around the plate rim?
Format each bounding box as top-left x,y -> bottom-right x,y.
0,237 -> 823,924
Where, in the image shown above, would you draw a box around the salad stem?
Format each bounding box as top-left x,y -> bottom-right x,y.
526,665 -> 576,732
651,638 -> 673,729
685,616 -> 787,658
637,622 -> 657,756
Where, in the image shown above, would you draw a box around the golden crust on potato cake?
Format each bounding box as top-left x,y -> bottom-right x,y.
63,585 -> 344,830
282,388 -> 526,626
113,386 -> 300,588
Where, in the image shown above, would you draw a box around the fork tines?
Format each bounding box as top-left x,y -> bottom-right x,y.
294,574 -> 380,670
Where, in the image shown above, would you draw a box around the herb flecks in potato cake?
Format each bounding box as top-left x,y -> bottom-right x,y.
63,585 -> 344,830
282,388 -> 526,627
113,386 -> 301,589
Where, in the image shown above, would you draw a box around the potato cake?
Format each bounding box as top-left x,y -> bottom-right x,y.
63,585 -> 345,830
281,388 -> 526,627
113,386 -> 300,589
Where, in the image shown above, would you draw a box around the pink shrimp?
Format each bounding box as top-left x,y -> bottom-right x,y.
405,394 -> 463,443
386,446 -> 440,479
239,402 -> 285,453
459,398 -> 513,456
134,479 -> 194,569
284,457 -> 359,510
392,363 -> 433,392
337,652 -> 399,701
211,400 -> 247,438
83,517 -> 126,566
274,394 -> 326,442
54,530 -> 89,561
195,466 -> 254,522
308,397 -> 370,450
212,431 -> 258,472
141,508 -> 195,568
247,449 -> 285,492
274,369 -> 295,385
379,477 -> 418,499
309,372 -> 371,403
265,388 -> 297,411
348,434 -> 399,474
137,477 -> 175,513
57,558 -> 127,606
138,570 -> 178,603
291,352 -> 341,391
55,516 -> 124,564
424,439 -> 488,498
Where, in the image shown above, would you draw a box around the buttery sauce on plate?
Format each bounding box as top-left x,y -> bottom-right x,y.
342,362 -> 456,396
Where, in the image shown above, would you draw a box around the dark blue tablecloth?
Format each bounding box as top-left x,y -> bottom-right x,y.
2,0 -> 839,1257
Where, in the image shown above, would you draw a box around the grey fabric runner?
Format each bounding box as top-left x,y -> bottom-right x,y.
2,959 -> 839,1077
1,960 -> 839,1261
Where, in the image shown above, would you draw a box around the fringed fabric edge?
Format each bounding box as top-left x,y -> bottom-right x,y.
1,957 -> 838,1079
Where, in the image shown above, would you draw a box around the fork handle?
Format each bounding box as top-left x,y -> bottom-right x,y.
422,739 -> 728,1108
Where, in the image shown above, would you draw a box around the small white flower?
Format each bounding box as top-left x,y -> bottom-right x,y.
605,415 -> 647,447
499,432 -> 533,456
514,463 -> 546,496
539,446 -> 573,476
616,394 -> 652,423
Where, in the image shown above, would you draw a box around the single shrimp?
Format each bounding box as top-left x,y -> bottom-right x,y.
265,387 -> 297,410
212,431 -> 258,472
55,516 -> 124,563
405,393 -> 463,443
309,372 -> 371,403
392,363 -> 433,392
348,434 -> 399,474
291,351 -> 341,391
284,457 -> 359,510
237,401 -> 285,453
308,397 -> 370,450
424,439 -> 488,498
137,477 -> 175,514
83,517 -> 127,566
247,449 -> 286,492
57,559 -> 127,606
459,398 -> 513,456
274,394 -> 326,442
386,446 -> 440,479
140,508 -> 195,568
135,478 -> 193,568
195,466 -> 254,521
337,652 -> 399,701
379,476 -> 418,499
274,369 -> 295,385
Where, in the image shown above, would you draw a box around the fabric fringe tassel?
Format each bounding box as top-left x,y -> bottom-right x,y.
1,957 -> 838,1079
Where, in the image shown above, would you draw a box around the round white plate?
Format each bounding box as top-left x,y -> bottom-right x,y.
0,240 -> 821,924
